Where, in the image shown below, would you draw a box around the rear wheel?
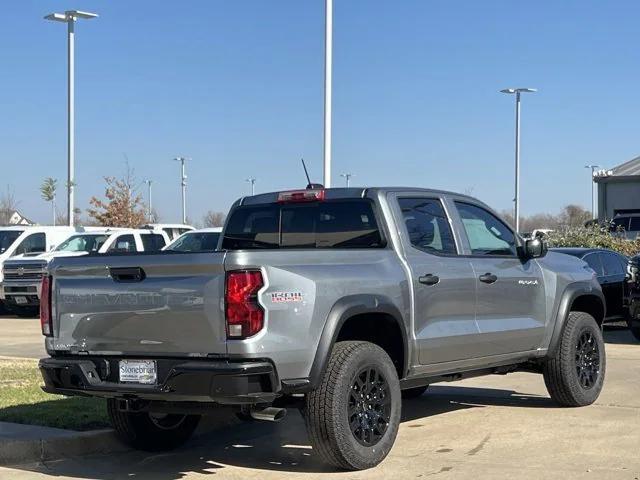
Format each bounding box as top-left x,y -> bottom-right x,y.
304,341 -> 401,470
543,311 -> 605,407
401,385 -> 429,399
107,399 -> 200,451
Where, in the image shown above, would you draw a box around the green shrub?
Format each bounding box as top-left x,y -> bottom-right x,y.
545,226 -> 640,257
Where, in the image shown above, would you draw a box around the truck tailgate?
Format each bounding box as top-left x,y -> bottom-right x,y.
49,252 -> 227,357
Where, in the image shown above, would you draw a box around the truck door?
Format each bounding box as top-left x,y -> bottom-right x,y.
452,201 -> 546,356
395,196 -> 480,364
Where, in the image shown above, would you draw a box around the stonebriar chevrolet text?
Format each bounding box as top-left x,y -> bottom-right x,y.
38,187 -> 606,470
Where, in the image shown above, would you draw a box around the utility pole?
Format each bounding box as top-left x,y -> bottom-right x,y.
340,173 -> 353,187
323,0 -> 333,187
246,177 -> 256,196
44,10 -> 98,226
173,157 -> 189,224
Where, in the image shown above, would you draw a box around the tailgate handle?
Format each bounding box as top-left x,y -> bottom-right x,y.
110,267 -> 146,283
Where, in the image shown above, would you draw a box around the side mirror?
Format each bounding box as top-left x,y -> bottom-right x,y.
524,237 -> 547,259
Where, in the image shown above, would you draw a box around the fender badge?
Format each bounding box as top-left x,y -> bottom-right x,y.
270,292 -> 303,303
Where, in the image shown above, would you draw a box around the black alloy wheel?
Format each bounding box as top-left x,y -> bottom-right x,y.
348,366 -> 392,446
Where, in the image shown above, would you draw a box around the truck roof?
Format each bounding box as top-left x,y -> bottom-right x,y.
239,187 -> 479,206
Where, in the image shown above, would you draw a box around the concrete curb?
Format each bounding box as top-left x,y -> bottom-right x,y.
0,407 -> 241,466
0,427 -> 129,466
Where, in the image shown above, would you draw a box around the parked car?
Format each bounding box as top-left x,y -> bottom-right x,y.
552,248 -> 630,323
0,226 -> 79,313
39,187 -> 606,470
625,255 -> 640,341
142,223 -> 194,241
2,228 -> 170,317
163,227 -> 222,252
610,213 -> 640,239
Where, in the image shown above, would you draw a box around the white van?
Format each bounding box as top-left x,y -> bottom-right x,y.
2,228 -> 171,316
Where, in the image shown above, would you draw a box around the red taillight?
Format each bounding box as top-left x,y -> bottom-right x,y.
277,189 -> 325,203
225,270 -> 264,339
40,275 -> 53,336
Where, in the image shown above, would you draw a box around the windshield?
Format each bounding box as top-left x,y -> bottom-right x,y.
165,232 -> 220,252
0,230 -> 23,254
55,234 -> 109,253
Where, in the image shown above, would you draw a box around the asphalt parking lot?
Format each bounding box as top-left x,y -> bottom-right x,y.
1,317 -> 639,479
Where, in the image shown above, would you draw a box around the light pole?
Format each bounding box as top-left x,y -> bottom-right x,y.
323,0 -> 333,187
44,10 -> 98,226
500,87 -> 537,232
340,173 -> 353,187
585,165 -> 600,220
144,180 -> 153,222
173,157 -> 189,224
246,178 -> 256,196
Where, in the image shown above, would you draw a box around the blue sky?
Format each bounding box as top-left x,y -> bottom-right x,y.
1,0 -> 639,224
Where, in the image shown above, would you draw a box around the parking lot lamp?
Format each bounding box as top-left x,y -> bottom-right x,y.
44,10 -> 98,226
340,173 -> 353,187
323,0 -> 333,187
585,165 -> 601,220
173,157 -> 189,224
246,178 -> 256,196
144,180 -> 153,221
500,87 -> 537,233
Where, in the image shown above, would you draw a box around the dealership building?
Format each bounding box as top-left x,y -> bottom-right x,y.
595,155 -> 640,220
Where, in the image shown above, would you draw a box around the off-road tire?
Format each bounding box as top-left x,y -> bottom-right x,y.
543,311 -> 605,407
304,341 -> 401,471
107,399 -> 200,451
401,385 -> 429,399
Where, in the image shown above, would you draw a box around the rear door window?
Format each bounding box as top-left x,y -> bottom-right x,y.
108,234 -> 136,253
583,253 -> 604,277
222,200 -> 383,250
140,233 -> 166,252
399,198 -> 457,255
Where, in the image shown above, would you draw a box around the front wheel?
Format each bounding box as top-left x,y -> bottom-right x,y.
304,341 -> 401,471
107,399 -> 200,451
543,311 -> 605,407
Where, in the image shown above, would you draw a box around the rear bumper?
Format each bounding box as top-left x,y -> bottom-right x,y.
39,356 -> 279,405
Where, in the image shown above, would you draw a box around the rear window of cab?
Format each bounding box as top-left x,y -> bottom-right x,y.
221,200 -> 384,250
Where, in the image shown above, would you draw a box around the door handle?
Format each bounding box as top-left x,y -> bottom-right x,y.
479,273 -> 498,284
110,267 -> 146,283
419,274 -> 440,286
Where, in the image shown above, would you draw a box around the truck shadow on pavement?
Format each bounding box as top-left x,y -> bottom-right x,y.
11,386 -> 554,478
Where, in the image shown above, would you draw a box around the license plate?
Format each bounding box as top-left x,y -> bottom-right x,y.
119,360 -> 157,385
14,296 -> 27,305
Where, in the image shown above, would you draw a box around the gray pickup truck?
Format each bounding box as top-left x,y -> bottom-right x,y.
39,187 -> 606,470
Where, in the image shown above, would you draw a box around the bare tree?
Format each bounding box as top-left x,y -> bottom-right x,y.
0,186 -> 19,225
202,211 -> 226,228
